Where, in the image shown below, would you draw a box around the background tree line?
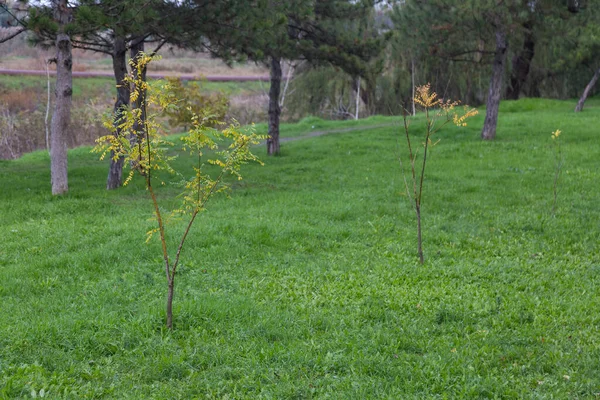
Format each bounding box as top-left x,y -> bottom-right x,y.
1,0 -> 598,195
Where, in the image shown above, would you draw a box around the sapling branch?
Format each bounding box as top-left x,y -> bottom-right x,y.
147,182 -> 171,281
418,108 -> 431,204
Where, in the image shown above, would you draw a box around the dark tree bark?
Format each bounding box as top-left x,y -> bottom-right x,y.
505,20 -> 535,100
50,0 -> 72,195
267,56 -> 282,156
106,36 -> 130,190
364,77 -> 377,115
575,67 -> 600,112
481,29 -> 508,141
568,0 -> 584,13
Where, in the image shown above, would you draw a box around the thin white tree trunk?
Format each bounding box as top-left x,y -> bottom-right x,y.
279,60 -> 295,108
575,67 -> 600,112
411,58 -> 416,116
355,77 -> 361,120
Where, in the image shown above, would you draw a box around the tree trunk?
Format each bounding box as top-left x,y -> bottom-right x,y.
366,77 -> 377,115
106,36 -> 130,190
267,56 -> 281,156
575,67 -> 600,112
416,205 -> 423,264
355,77 -> 361,120
568,0 -> 583,13
505,20 -> 535,100
50,0 -> 72,195
411,58 -> 416,116
130,39 -> 146,143
352,77 -> 375,115
280,60 -> 295,109
166,278 -> 174,330
481,29 -> 508,141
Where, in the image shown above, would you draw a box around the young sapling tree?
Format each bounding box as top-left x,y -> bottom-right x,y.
399,84 -> 477,264
551,129 -> 563,216
94,53 -> 265,329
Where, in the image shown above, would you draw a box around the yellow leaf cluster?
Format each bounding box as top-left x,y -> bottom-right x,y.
413,84 -> 477,128
414,84 -> 439,108
453,106 -> 479,127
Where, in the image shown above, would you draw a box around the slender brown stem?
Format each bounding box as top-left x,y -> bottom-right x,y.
148,172 -> 177,330
144,96 -> 151,180
403,111 -> 419,205
171,169 -> 225,276
165,158 -> 235,331
403,108 -> 425,263
552,144 -> 562,216
170,153 -> 204,276
171,209 -> 199,276
147,181 -> 171,281
418,107 -> 431,205
414,107 -> 433,264
399,112 -> 413,201
137,140 -> 143,170
131,57 -> 176,328
197,153 -> 202,203
552,172 -> 558,215
416,205 -> 423,264
166,279 -> 174,330
148,177 -> 173,331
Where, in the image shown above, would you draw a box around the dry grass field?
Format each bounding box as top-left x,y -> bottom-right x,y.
0,35 -> 268,77
0,36 -> 271,159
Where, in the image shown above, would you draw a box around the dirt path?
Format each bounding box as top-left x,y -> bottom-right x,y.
280,122 -> 398,143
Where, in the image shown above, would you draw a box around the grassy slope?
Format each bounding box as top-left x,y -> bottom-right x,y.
255,115 -> 397,139
1,98 -> 599,398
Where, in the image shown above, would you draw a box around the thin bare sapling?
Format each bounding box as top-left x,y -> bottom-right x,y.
550,129 -> 563,216
399,84 -> 477,264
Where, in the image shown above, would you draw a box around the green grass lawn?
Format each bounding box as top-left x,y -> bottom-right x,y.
0,75 -> 116,98
1,98 -> 599,398
0,75 -> 264,99
254,115 -> 398,140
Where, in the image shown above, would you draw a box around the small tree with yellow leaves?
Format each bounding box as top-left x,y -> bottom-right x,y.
94,53 -> 265,330
400,84 -> 477,264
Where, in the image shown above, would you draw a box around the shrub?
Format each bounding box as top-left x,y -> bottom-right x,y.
163,78 -> 229,131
